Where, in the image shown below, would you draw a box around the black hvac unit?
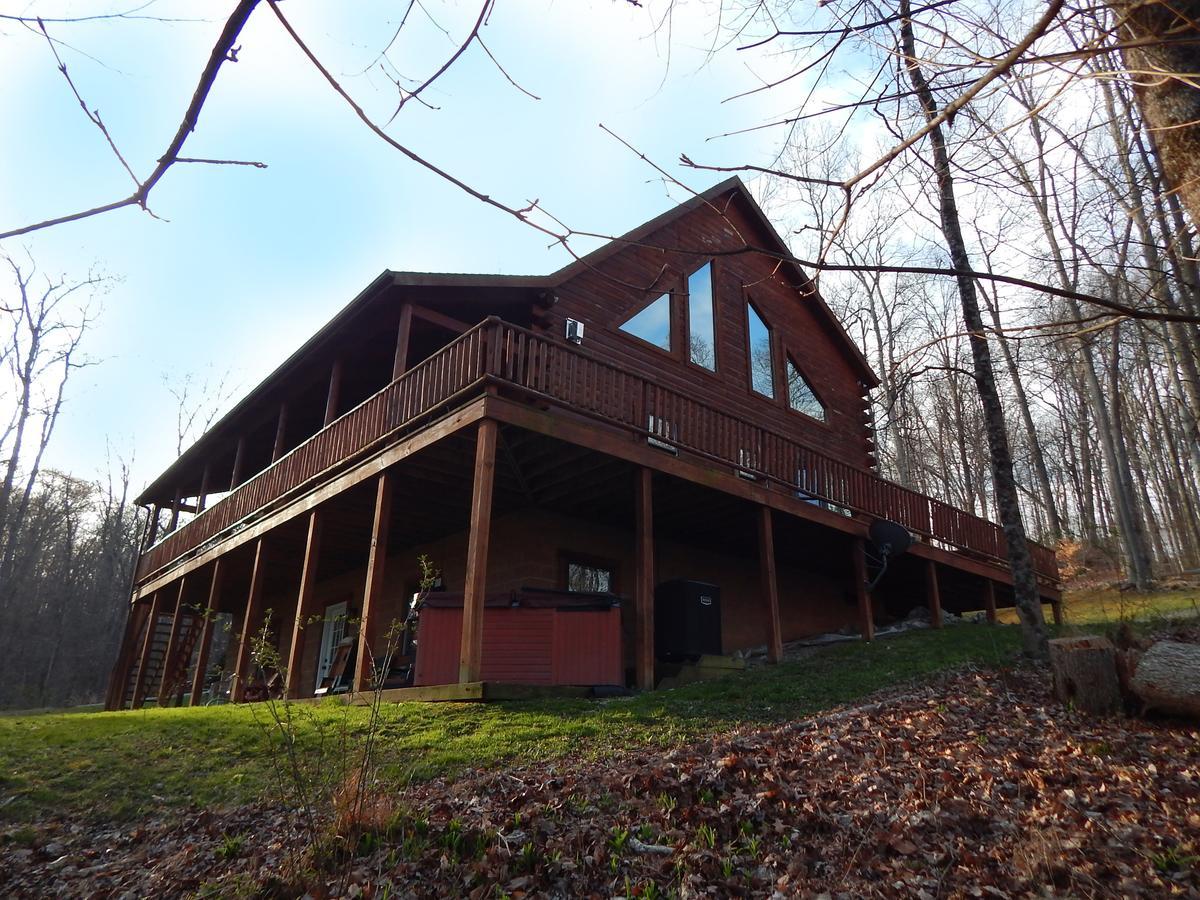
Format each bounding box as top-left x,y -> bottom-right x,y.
655,580 -> 721,662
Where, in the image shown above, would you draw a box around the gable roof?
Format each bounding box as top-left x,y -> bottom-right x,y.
136,179 -> 876,505
546,177 -> 878,387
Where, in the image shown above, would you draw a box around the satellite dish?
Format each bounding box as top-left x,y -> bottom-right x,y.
869,519 -> 912,557
864,519 -> 912,591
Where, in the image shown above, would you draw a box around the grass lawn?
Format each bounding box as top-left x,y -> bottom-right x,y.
1,587 -> 1192,829
0,625 -> 1023,827
998,585 -> 1200,627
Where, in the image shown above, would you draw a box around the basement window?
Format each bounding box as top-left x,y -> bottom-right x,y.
619,293 -> 672,351
747,302 -> 775,398
566,559 -> 615,594
687,263 -> 716,371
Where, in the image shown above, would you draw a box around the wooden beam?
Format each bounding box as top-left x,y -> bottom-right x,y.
104,604 -> 145,711
757,505 -> 783,663
1051,598 -> 1064,626
852,538 -> 874,642
635,466 -> 655,689
393,303 -> 413,380
231,539 -> 267,703
197,461 -> 212,514
355,477 -> 395,692
286,510 -> 324,698
984,579 -> 997,623
926,559 -> 943,628
272,402 -> 289,463
324,358 -> 343,426
145,504 -> 161,548
130,592 -> 163,709
156,576 -> 189,706
411,303 -> 471,334
189,558 -> 223,706
459,419 -> 498,683
230,435 -> 247,490
167,487 -> 183,532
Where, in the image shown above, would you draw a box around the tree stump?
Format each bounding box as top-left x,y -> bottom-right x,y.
1130,641 -> 1200,719
1048,636 -> 1122,715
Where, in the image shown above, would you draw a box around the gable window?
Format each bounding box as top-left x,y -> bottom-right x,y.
686,263 -> 716,371
566,558 -> 615,594
619,293 -> 672,351
747,302 -> 775,398
787,356 -> 825,421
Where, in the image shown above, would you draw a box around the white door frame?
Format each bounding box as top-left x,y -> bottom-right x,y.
315,600 -> 349,692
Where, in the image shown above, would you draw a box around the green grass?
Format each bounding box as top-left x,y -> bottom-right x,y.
0,625 -> 1022,826
999,586 -> 1200,627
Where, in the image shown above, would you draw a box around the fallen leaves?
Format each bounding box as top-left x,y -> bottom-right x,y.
2,665 -> 1198,897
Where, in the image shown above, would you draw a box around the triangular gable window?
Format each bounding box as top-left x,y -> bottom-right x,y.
747,302 -> 775,398
787,356 -> 825,421
619,293 -> 672,351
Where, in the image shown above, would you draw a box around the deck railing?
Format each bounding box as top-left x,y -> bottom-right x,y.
137,317 -> 1058,583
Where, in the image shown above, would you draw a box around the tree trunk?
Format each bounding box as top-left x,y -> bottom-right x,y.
899,0 -> 1047,656
1111,0 -> 1200,228
1048,636 -> 1123,714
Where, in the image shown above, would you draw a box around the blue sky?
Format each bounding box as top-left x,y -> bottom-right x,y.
0,1 -> 797,494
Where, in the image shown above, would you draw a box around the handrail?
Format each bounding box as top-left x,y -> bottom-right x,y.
137,316 -> 1058,584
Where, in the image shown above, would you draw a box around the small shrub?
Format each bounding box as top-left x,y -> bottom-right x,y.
216,833 -> 245,861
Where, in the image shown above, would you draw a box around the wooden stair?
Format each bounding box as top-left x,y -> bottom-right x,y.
119,610 -> 201,709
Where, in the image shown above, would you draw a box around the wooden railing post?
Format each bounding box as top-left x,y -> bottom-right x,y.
168,487 -> 183,532
355,479 -> 393,693
272,402 -> 289,463
231,539 -> 267,703
197,462 -> 212,514
230,435 -> 247,490
635,467 -> 656,689
852,539 -> 873,642
758,505 -> 783,663
189,558 -> 223,706
460,420 -> 498,683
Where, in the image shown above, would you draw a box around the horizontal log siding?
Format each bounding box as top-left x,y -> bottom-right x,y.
137,318 -> 1058,585
547,198 -> 873,470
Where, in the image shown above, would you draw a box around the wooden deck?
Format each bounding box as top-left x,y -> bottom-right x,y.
135,317 -> 1059,587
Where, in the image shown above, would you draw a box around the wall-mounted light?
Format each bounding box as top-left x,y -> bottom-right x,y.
565,318 -> 584,344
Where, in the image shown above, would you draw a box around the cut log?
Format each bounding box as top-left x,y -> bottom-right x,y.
1048,636 -> 1122,715
1130,641 -> 1200,719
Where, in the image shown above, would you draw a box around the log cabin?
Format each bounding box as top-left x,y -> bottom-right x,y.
105,178 -> 1061,709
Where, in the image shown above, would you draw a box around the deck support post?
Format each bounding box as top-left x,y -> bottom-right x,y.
105,603 -> 145,711
393,303 -> 413,380
357,476 -> 395,692
1051,597 -> 1063,626
926,559 -> 943,628
757,505 -> 783,663
131,591 -> 164,709
852,538 -> 874,642
189,558 -> 223,706
324,359 -> 343,426
635,467 -> 656,689
460,420 -> 498,683
145,504 -> 161,548
231,539 -> 267,703
156,576 -> 189,706
197,462 -> 212,514
167,487 -> 183,532
286,511 -> 324,698
272,403 -> 289,463
230,436 -> 247,490
983,579 -> 997,623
